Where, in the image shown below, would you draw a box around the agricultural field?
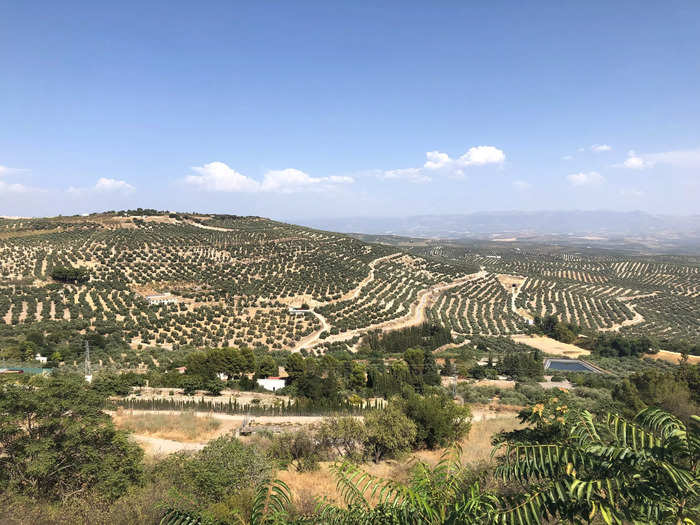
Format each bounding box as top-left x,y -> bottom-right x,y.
0,213 -> 483,362
0,214 -> 393,353
416,243 -> 700,343
0,212 -> 698,370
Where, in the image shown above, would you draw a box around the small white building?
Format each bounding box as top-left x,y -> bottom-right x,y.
146,292 -> 177,305
35,353 -> 47,364
257,377 -> 286,392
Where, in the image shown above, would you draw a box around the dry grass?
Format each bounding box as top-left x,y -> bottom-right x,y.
645,350 -> 700,364
278,414 -> 523,507
113,411 -> 222,442
416,416 -> 523,466
495,273 -> 526,291
473,379 -> 516,389
511,334 -> 590,358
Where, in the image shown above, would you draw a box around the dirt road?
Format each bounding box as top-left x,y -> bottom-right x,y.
320,270 -> 488,346
599,302 -> 645,332
131,434 -> 206,455
125,408 -> 514,456
292,253 -> 401,351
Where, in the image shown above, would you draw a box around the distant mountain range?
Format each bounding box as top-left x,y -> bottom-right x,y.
299,211 -> 700,250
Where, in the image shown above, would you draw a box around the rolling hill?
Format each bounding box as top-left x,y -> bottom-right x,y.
0,211 -> 697,370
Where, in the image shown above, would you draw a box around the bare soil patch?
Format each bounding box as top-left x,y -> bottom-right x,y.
495,273 -> 526,292
645,350 -> 700,365
511,334 -> 590,358
473,379 -> 516,389
131,435 -> 206,456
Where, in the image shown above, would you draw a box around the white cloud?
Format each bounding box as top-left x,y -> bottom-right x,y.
424,151 -> 451,170
621,150 -> 651,170
326,175 -> 355,184
567,171 -> 605,186
94,177 -> 135,192
562,155 -> 574,160
617,147 -> 700,170
591,144 -> 612,152
644,148 -> 700,169
68,177 -> 135,195
376,145 -> 505,183
0,180 -> 36,193
378,168 -> 432,183
261,168 -> 353,193
461,145 -> 506,165
512,180 -> 532,190
0,165 -> 28,176
186,162 -> 260,192
423,146 -> 506,171
0,165 -> 40,193
185,162 -> 354,193
623,156 -> 648,169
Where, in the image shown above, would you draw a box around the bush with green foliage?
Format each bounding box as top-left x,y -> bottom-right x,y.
316,416 -> 366,460
50,265 -> 90,284
530,314 -> 580,343
268,430 -> 320,472
155,435 -> 273,517
498,349 -> 544,380
398,389 -> 471,449
0,375 -> 143,501
592,333 -> 655,357
363,404 -> 417,462
612,367 -> 698,422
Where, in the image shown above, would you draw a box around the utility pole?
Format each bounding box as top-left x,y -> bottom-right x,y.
84,341 -> 92,383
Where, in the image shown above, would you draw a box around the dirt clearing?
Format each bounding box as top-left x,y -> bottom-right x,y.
511,334 -> 590,358
644,350 -> 700,365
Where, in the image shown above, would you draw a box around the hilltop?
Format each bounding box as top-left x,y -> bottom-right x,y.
0,211 -> 479,366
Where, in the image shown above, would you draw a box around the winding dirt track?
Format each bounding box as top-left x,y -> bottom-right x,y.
598,301 -> 645,332
316,270 -> 488,349
291,254 -> 400,352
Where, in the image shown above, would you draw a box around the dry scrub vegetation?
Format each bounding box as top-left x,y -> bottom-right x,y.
113,411 -> 222,442
276,415 -> 522,507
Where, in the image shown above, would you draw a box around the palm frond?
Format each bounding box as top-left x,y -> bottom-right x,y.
250,478 -> 293,525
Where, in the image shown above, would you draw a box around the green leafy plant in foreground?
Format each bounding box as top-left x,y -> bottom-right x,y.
163,406 -> 699,524
254,447 -> 499,525
495,407 -> 699,524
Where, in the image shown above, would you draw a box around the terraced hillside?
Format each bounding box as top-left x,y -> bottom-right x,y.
419,244 -> 699,342
0,213 -> 485,357
1,213 -> 697,366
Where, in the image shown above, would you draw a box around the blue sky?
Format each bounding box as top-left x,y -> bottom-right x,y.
1,1 -> 699,219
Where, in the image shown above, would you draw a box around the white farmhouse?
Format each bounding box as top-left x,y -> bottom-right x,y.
146,292 -> 177,305
288,306 -> 309,316
257,377 -> 286,392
